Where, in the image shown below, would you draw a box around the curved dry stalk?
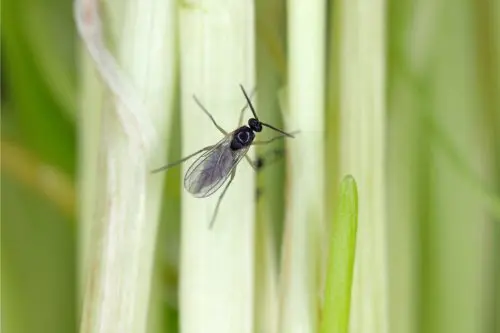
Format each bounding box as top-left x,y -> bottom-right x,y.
74,0 -> 156,152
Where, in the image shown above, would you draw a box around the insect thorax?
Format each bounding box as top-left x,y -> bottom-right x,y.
230,126 -> 255,150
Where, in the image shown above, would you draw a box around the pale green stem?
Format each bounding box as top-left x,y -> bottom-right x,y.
254,213 -> 280,333
178,1 -> 256,332
407,1 -> 492,332
77,48 -> 104,301
320,176 -> 359,333
338,0 -> 388,332
278,0 -> 326,332
77,0 -> 177,332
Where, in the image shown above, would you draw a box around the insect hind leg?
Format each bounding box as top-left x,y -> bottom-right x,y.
244,155 -> 258,172
150,145 -> 214,173
208,168 -> 236,229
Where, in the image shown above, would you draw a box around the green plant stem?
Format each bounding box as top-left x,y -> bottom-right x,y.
177,2 -> 256,333
337,0 -> 388,332
278,0 -> 326,332
320,175 -> 358,333
77,0 -> 177,332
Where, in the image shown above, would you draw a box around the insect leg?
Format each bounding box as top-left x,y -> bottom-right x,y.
252,134 -> 289,145
192,95 -> 228,135
244,155 -> 258,172
252,130 -> 300,145
238,104 -> 248,127
150,145 -> 214,173
208,168 -> 236,229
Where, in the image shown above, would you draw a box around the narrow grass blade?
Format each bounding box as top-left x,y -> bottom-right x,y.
337,0 -> 388,332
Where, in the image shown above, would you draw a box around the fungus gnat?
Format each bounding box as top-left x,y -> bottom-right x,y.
151,84 -> 296,228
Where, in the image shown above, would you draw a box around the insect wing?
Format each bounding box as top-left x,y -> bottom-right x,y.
184,134 -> 250,198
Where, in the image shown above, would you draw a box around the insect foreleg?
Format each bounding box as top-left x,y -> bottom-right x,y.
192,95 -> 228,135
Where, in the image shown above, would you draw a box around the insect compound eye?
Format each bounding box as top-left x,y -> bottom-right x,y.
248,118 -> 262,132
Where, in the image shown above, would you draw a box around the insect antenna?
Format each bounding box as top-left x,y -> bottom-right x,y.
239,84 -> 295,138
239,84 -> 259,120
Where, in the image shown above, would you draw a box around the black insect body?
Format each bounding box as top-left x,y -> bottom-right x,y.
230,124 -> 258,150
152,85 -> 296,228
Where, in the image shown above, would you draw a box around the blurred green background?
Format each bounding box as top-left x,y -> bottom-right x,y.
2,0 -> 499,332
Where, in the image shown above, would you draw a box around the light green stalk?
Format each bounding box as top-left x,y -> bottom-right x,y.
178,1 -> 256,332
253,1 -> 287,330
320,176 -> 359,333
405,1 -> 492,332
337,0 -> 388,332
385,3 -> 420,333
77,0 -> 177,332
78,49 -> 104,299
278,0 -> 326,332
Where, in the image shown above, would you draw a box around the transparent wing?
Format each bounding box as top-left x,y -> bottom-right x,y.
184,134 -> 250,198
